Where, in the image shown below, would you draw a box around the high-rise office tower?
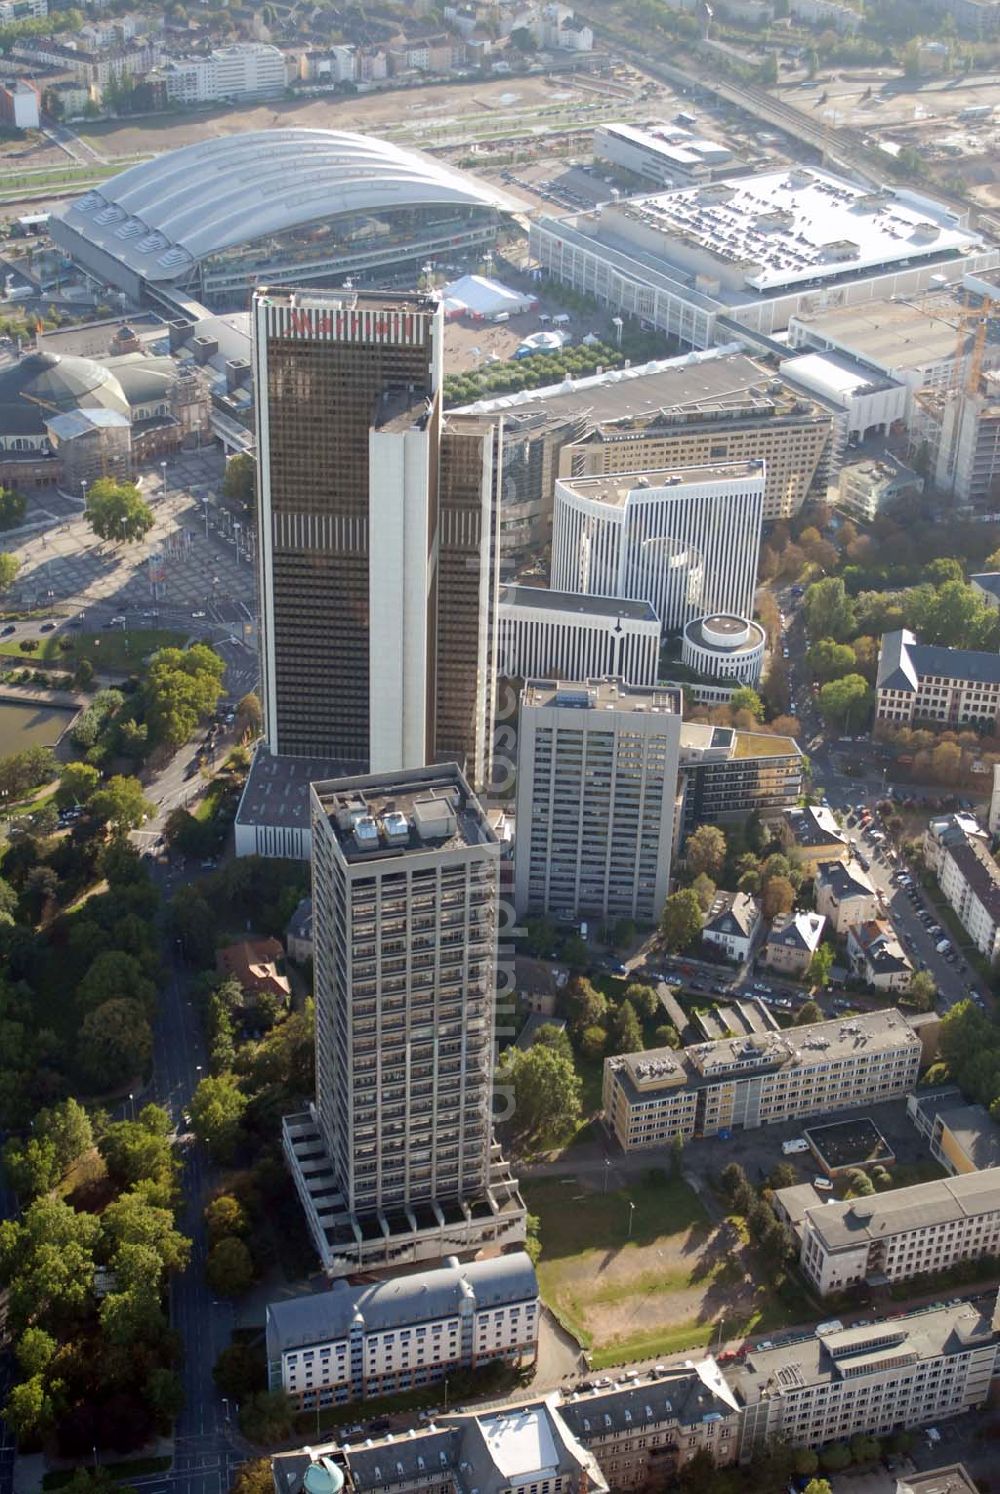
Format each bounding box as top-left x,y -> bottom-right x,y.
514,678 -> 683,924
283,763 -> 525,1276
252,287 -> 499,788
551,461 -> 765,633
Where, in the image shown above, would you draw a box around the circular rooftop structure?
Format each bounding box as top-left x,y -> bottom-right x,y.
0,350 -> 130,440
682,612 -> 765,685
53,129 -> 525,309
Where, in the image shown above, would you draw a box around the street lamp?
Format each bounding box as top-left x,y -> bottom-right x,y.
603,1157 -> 611,1195
128,1091 -> 135,1122
161,460 -> 167,498
234,521 -> 242,562
626,1200 -> 635,1240
202,493 -> 210,541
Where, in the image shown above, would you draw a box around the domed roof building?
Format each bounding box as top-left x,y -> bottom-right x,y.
0,346 -> 210,491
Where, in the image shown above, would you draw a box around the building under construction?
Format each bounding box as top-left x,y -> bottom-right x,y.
909,288 -> 1000,510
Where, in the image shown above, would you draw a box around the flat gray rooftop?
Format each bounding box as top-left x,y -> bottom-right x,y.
499,585 -> 658,622
522,678 -> 682,715
803,1168 -> 1000,1252
559,459 -> 764,508
236,748 -> 358,832
314,766 -> 495,861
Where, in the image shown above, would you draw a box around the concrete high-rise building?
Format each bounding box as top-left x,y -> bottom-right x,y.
551,461 -> 765,633
514,678 -> 683,924
252,287 -> 498,788
283,763 -> 525,1275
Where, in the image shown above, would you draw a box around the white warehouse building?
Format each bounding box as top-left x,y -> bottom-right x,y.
497,585 -> 660,686
530,167 -> 1000,348
266,1253 -> 539,1409
551,461 -> 764,634
155,42 -> 287,104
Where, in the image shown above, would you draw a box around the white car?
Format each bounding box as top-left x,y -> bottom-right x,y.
813,1176 -> 834,1192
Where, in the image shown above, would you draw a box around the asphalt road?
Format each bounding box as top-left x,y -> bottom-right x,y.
153,942 -> 243,1494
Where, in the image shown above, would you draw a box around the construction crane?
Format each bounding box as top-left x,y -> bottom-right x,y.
949,294 -> 995,397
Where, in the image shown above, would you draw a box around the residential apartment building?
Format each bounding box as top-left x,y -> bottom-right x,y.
677,723 -> 804,833
776,804 -> 848,869
253,289 -> 498,789
876,629 -> 1000,728
282,765 -> 525,1275
155,42 -> 287,104
763,911 -> 826,977
497,587 -> 660,688
797,1171 -> 1000,1296
273,1301 -> 1000,1494
266,1253 -> 539,1408
551,462 -> 765,634
921,813 -> 1000,961
702,890 -> 761,963
603,1008 -> 922,1152
846,919 -> 912,992
11,34 -> 160,87
514,678 -> 682,924
814,858 -> 879,934
734,1302 -> 999,1458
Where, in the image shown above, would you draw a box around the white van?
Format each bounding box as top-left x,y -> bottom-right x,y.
815,1319 -> 844,1337
782,1139 -> 809,1155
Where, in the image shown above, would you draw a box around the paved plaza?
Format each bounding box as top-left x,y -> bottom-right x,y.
6,449 -> 260,699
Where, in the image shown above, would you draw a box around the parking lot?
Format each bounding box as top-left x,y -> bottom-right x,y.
678,1096 -> 939,1198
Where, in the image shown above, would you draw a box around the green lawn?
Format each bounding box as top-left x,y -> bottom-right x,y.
42,1456 -> 172,1489
524,1173 -> 803,1364
0,628 -> 186,673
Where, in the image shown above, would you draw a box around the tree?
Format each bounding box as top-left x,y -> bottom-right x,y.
0,487 -> 27,532
78,997 -> 153,1090
236,692 -> 262,738
768,1162 -> 797,1190
806,943 -> 834,989
684,824 -> 727,880
610,999 -> 643,1055
77,951 -> 156,1017
144,644 -> 225,749
2,1136 -> 59,1199
239,1391 -> 294,1444
760,875 -> 795,921
205,1194 -> 248,1247
16,1327 -> 56,1379
818,674 -> 873,731
807,638 -> 857,683
99,1113 -> 174,1191
499,1044 -> 582,1150
660,888 -> 703,952
190,1073 -> 247,1163
89,775 -> 153,836
730,685 -> 764,720
169,884 -> 217,966
0,552 -> 20,592
654,1023 -> 680,1049
719,1161 -> 753,1214
214,1345 -> 266,1400
794,1449 -> 819,1477
803,1482 -> 832,1494
84,478 -> 153,543
55,760 -> 100,810
222,453 -> 255,509
4,1374 -> 58,1442
579,1024 -> 607,1059
690,872 -> 716,913
623,982 -> 659,1019
102,1189 -> 190,1275
904,968 -> 937,1013
804,577 -> 854,642
206,1236 -> 254,1297
796,999 -> 823,1026
849,1434 -> 880,1464
565,976 -> 609,1035
146,1366 -> 184,1428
